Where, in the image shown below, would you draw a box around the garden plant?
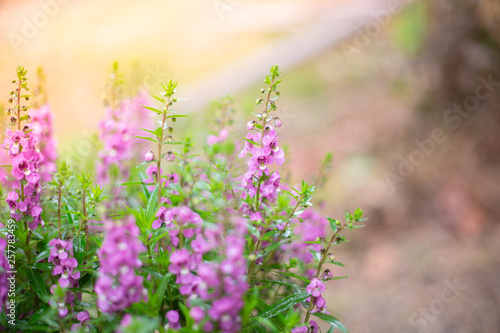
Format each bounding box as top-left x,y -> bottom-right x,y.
0,64 -> 366,332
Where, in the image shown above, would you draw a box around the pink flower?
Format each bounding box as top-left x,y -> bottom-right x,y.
166,310 -> 181,330
95,220 -> 146,313
306,278 -> 325,298
3,129 -> 44,229
145,150 -> 155,161
30,105 -> 58,182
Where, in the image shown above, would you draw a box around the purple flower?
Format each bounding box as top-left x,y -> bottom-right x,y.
190,306 -> 205,323
207,129 -> 230,145
49,285 -> 75,317
3,129 -> 44,229
247,148 -> 272,172
70,311 -> 90,331
291,326 -> 308,333
169,249 -> 196,285
96,92 -> 153,207
291,321 -> 318,333
320,269 -> 334,281
48,239 -> 79,288
30,104 -> 57,182
238,133 -> 259,158
165,151 -> 176,162
197,234 -> 248,333
247,120 -> 256,131
306,278 -> 326,298
95,220 -> 146,313
274,117 -> 282,128
166,310 -> 181,330
145,150 -> 155,162
308,295 -> 328,314
52,258 -> 80,288
283,209 -> 328,265
116,314 -> 133,333
152,206 -> 203,240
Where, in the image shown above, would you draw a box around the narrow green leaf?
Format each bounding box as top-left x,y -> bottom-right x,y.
73,235 -> 85,265
309,249 -> 323,263
64,205 -> 75,224
312,312 -> 348,333
260,291 -> 309,319
28,305 -> 51,324
154,273 -> 171,312
26,268 -> 49,302
134,136 -> 157,143
273,271 -> 311,283
142,105 -> 163,113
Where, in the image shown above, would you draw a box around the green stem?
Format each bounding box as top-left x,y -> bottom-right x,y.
303,224 -> 346,323
157,96 -> 171,206
57,182 -> 62,238
82,188 -> 90,254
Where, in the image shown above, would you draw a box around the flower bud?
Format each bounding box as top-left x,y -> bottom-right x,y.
247,121 -> 255,131
274,117 -> 282,128
328,253 -> 335,262
166,151 -> 176,162
320,269 -> 333,280
145,151 -> 155,162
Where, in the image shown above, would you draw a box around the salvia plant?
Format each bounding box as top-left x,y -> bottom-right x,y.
0,64 -> 366,333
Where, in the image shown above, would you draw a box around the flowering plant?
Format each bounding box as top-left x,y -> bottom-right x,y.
0,65 -> 366,332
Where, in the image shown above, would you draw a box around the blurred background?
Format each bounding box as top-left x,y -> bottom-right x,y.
1,0 -> 500,331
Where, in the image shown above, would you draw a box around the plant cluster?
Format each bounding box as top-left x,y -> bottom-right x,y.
0,64 -> 366,332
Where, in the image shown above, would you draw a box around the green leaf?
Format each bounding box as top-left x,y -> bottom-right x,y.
31,263 -> 54,271
154,273 -> 171,312
309,249 -> 323,263
140,128 -> 158,136
353,208 -> 363,221
134,136 -> 157,143
35,250 -> 50,262
327,217 -> 339,231
262,239 -> 289,257
244,138 -> 260,147
146,185 -> 159,228
26,268 -> 49,302
273,271 -> 311,283
324,274 -> 350,281
64,205 -> 75,224
121,181 -> 152,186
312,312 -> 348,333
303,240 -> 323,245
330,261 -> 345,267
258,279 -> 298,289
28,305 -> 51,324
260,291 -> 309,319
73,235 -> 85,264
345,211 -> 352,223
142,105 -> 163,114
